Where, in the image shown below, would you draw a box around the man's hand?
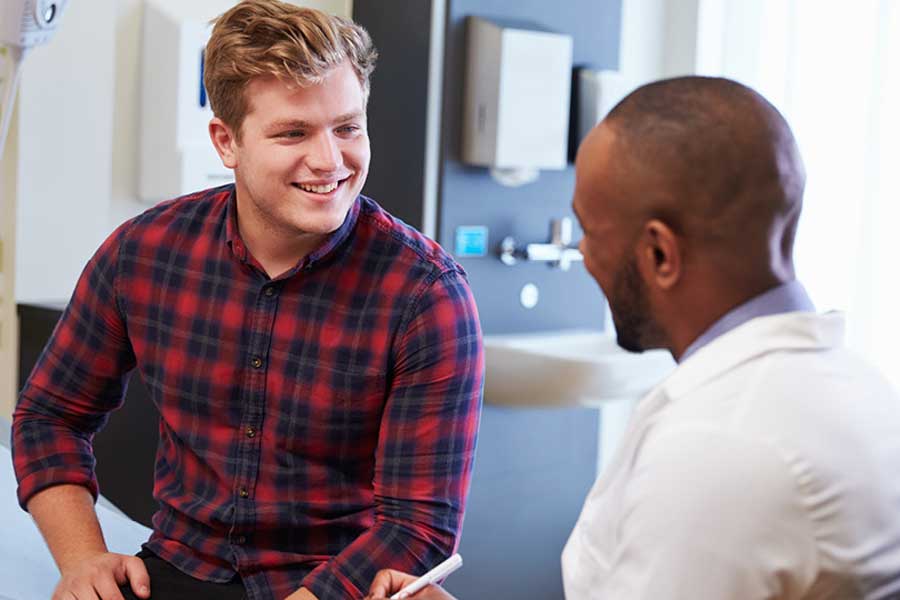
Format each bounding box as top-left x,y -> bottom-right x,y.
24,485 -> 149,600
52,551 -> 150,600
365,569 -> 458,600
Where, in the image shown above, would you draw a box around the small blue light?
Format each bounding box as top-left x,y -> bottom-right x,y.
455,226 -> 489,258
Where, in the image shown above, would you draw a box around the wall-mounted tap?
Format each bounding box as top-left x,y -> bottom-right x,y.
499,217 -> 584,271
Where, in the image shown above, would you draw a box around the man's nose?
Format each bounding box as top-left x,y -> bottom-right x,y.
307,132 -> 342,172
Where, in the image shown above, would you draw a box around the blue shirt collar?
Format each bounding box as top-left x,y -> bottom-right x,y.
679,280 -> 815,362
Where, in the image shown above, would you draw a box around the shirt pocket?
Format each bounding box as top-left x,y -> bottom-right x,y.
278,358 -> 387,464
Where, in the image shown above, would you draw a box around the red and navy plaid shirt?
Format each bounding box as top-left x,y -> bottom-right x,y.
12,185 -> 484,600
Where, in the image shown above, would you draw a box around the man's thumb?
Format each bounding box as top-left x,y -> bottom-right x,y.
124,556 -> 151,598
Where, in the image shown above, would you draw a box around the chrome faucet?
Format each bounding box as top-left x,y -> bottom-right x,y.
499,217 -> 584,271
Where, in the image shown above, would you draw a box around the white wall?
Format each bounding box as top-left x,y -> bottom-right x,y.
15,0 -> 117,303
619,0 -> 701,87
12,0 -> 352,304
0,90 -> 19,416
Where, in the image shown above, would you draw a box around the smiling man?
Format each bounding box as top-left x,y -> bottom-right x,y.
11,2 -> 484,600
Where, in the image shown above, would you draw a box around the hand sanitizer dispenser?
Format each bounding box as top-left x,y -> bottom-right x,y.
138,0 -> 234,203
461,17 -> 573,174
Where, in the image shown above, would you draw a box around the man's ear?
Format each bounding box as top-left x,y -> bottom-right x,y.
209,117 -> 238,169
636,219 -> 681,291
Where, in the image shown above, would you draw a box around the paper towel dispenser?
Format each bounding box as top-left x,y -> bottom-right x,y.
461,17 -> 573,174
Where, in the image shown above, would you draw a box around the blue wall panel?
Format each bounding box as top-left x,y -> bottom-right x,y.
440,0 -> 622,335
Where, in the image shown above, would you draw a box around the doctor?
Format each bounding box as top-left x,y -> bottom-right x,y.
367,76 -> 900,599
563,76 -> 900,599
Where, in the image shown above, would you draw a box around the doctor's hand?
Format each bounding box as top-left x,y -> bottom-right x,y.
53,551 -> 151,600
365,569 -> 458,600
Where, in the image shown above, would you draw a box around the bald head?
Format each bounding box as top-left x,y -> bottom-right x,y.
600,76 -> 805,276
573,77 -> 808,357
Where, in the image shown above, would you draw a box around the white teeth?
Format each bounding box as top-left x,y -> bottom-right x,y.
297,181 -> 340,194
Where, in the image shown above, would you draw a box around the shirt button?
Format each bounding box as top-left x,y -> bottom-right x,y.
245,427 -> 256,438
250,357 -> 263,369
235,535 -> 246,544
239,487 -> 249,498
264,287 -> 275,297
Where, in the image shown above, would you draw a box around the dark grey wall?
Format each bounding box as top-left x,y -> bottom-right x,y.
355,0 -> 433,230
445,407 -> 599,600
439,0 -> 622,334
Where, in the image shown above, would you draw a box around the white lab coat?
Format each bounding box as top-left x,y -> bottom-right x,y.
562,312 -> 900,599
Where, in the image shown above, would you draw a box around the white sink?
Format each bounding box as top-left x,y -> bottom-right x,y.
483,329 -> 675,407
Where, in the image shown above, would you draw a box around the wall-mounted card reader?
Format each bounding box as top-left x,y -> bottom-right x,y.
455,226 -> 489,258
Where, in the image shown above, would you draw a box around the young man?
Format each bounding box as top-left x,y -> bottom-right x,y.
11,2 -> 483,600
367,78 -> 900,599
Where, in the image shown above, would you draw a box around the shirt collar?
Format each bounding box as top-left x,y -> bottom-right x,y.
224,185 -> 362,273
224,186 -> 246,260
679,280 -> 815,362
303,195 -> 361,269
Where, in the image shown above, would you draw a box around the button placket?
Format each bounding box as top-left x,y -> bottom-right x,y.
233,278 -> 278,552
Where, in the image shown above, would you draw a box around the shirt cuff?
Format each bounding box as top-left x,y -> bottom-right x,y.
302,563 -> 363,600
16,466 -> 99,511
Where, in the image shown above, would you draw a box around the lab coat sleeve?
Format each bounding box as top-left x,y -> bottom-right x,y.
599,427 -> 819,600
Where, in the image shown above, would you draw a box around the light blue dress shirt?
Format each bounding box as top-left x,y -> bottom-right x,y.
680,280 -> 815,362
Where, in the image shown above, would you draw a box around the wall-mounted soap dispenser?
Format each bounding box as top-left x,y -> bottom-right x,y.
461,17 -> 573,186
138,0 -> 234,203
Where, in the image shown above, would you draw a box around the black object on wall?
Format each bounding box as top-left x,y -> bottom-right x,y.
17,303 -> 158,528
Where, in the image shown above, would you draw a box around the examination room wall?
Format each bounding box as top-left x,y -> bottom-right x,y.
3,0 -> 691,415
3,5 -> 693,600
8,0 -> 351,308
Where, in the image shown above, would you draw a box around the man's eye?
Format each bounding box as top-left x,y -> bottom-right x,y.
337,125 -> 360,134
280,131 -> 304,138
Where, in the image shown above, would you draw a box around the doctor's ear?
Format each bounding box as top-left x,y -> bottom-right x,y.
637,219 -> 681,291
209,118 -> 239,169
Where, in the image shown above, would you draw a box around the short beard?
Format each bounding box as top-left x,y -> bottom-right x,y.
609,257 -> 663,353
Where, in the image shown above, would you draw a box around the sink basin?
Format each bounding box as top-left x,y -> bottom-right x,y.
483,329 -> 675,407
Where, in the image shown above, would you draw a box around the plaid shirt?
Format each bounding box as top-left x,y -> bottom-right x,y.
12,185 -> 484,600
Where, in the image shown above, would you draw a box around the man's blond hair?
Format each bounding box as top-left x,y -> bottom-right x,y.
204,0 -> 377,141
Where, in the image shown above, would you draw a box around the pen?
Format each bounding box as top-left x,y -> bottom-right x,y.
389,553 -> 463,600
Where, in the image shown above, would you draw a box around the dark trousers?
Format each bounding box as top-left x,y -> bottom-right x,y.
119,549 -> 246,600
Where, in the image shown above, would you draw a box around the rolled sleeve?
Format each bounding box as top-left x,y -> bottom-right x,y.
12,222 -> 136,510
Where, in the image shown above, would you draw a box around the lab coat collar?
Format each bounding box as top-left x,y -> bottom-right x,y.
660,311 -> 846,402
